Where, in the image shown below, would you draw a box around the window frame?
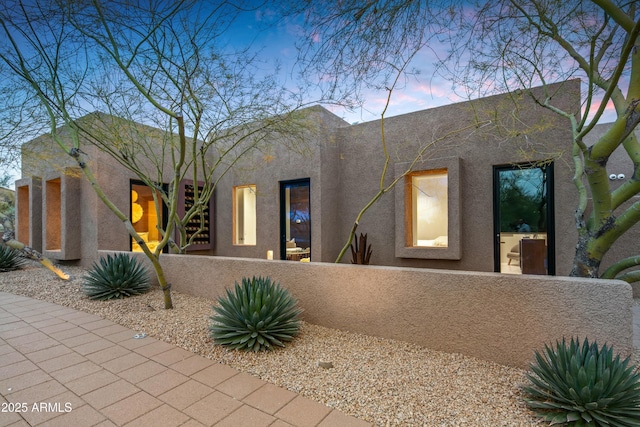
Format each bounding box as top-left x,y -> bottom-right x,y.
395,157 -> 461,260
406,168 -> 449,248
129,180 -> 169,253
232,184 -> 257,246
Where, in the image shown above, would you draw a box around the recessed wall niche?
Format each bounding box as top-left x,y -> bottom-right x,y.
394,157 -> 462,260
14,176 -> 42,252
42,168 -> 81,260
177,179 -> 214,251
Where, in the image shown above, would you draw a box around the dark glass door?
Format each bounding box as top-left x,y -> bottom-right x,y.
280,179 -> 311,261
493,163 -> 555,274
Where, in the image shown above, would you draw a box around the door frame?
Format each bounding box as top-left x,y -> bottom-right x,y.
279,178 -> 311,261
492,162 -> 555,274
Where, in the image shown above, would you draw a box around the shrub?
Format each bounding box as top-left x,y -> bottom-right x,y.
523,337 -> 640,426
0,245 -> 26,272
210,276 -> 302,352
82,253 -> 151,300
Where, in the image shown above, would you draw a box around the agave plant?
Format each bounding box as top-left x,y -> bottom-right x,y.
0,245 -> 26,272
82,253 -> 151,300
210,276 -> 303,352
523,337 -> 640,426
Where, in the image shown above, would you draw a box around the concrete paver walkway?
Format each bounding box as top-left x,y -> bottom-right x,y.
0,292 -> 372,427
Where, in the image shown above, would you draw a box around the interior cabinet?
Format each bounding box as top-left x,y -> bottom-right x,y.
520,239 -> 546,275
178,180 -> 214,251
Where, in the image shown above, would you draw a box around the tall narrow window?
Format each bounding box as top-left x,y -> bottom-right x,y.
130,182 -> 164,253
280,179 -> 311,261
493,162 -> 554,275
233,185 -> 257,245
407,169 -> 448,248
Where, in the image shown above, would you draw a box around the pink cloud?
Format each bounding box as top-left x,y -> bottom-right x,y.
585,98 -> 617,123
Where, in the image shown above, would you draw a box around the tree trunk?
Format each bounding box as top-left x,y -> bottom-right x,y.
570,234 -> 602,279
147,254 -> 173,309
2,232 -> 70,280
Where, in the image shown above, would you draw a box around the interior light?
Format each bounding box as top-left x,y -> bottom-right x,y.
131,190 -> 143,223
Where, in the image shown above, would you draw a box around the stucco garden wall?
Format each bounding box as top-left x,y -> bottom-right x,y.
116,251 -> 634,369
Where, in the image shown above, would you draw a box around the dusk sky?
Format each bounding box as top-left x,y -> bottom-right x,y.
0,2 -> 622,184
224,8 -> 484,124
224,4 -> 620,125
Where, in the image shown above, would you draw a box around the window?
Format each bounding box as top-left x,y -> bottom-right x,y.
408,169 -> 448,248
178,180 -> 213,251
394,158 -> 461,260
493,162 -> 555,275
130,181 -> 164,253
233,185 -> 257,245
280,179 -> 311,260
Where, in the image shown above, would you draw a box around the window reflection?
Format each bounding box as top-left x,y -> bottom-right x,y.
495,163 -> 553,275
281,180 -> 311,261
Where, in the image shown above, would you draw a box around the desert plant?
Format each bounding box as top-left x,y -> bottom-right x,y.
350,233 -> 372,265
523,337 -> 640,426
210,276 -> 303,352
0,244 -> 26,272
82,253 -> 151,300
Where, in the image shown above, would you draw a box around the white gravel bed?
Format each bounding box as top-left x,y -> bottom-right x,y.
1,263 -> 636,426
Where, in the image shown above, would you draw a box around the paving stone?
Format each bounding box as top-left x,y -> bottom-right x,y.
158,379 -> 213,410
100,391 -> 162,425
183,391 -> 243,426
243,383 -> 297,415
274,395 -> 333,427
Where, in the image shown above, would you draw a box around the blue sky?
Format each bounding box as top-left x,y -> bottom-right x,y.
226,8 -> 471,124
230,4 -> 620,126
1,2 -> 620,185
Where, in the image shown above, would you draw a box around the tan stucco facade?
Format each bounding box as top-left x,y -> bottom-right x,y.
124,251 -> 633,368
14,79 -> 638,366
14,79 -> 639,285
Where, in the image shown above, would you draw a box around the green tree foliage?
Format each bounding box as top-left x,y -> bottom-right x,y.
499,167 -> 548,233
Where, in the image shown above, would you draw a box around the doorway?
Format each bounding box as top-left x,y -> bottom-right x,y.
280,179 -> 311,261
493,163 -> 555,275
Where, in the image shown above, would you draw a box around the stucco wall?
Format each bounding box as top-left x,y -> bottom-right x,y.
18,82 -> 639,284
118,251 -> 633,369
333,80 -> 581,274
211,106 -> 348,262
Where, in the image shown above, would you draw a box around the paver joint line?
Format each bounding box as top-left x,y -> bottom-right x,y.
0,292 -> 372,426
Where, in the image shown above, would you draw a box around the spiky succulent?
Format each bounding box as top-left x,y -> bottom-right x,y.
210,276 -> 302,352
0,245 -> 26,272
82,253 -> 151,300
523,337 -> 640,426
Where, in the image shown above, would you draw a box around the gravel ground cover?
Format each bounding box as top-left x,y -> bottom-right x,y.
1,263 -> 638,426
